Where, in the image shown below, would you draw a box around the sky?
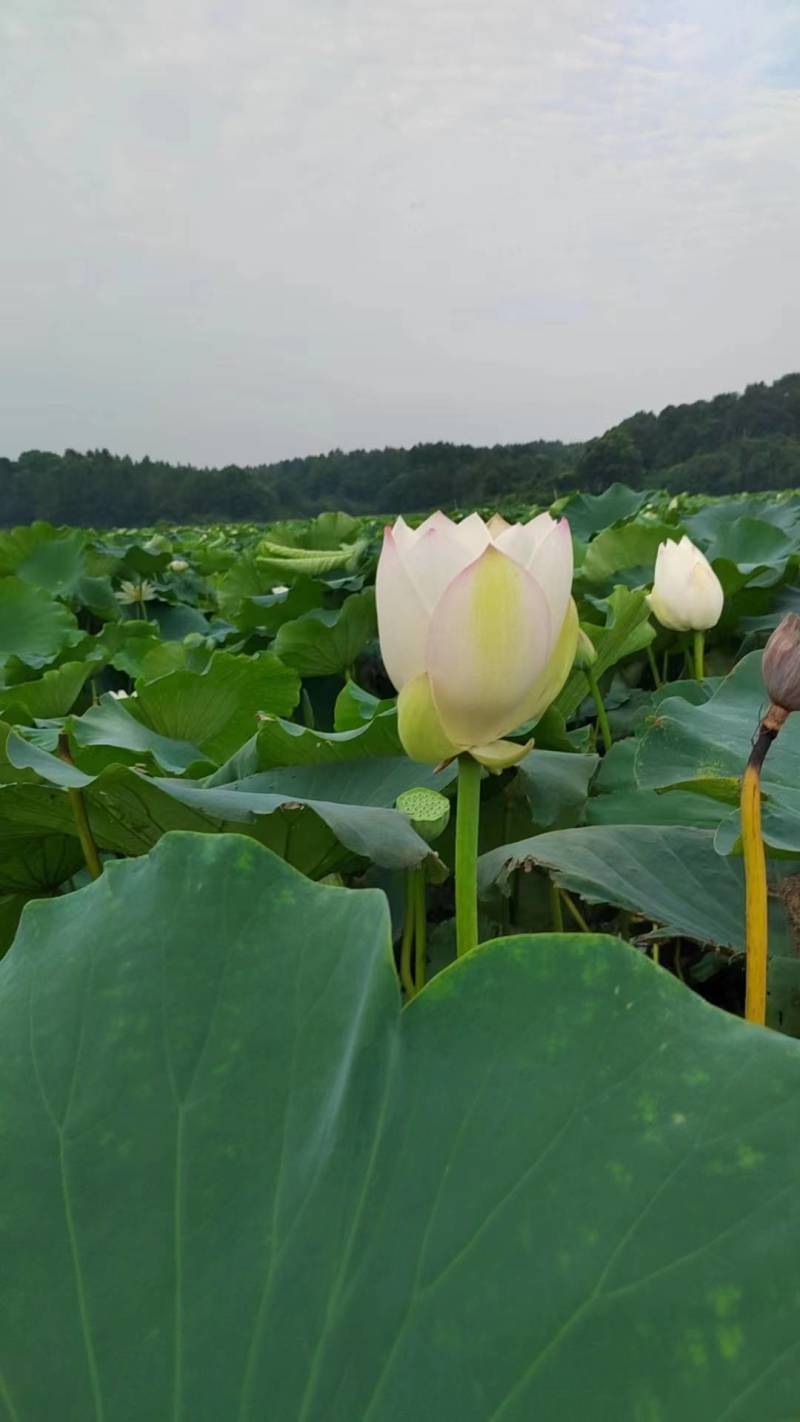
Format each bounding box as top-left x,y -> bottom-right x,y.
1,0 -> 799,466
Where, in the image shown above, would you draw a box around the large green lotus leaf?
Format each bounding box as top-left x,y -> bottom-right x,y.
684,496 -> 800,544
0,521 -> 62,577
0,831 -> 83,893
586,740 -> 729,829
217,757 -> 456,808
4,834 -> 800,1420
562,484 -> 648,542
3,735 -> 434,874
18,530 -> 87,595
150,777 -> 436,871
699,516 -> 797,582
635,653 -> 800,851
333,679 -> 397,730
0,661 -> 93,719
208,708 -> 402,784
241,583 -> 324,634
70,696 -> 212,775
273,589 -> 376,676
0,577 -> 79,669
552,588 -> 653,721
129,651 -> 300,765
256,546 -> 362,580
478,824 -> 756,950
581,520 -> 677,585
514,748 -> 598,829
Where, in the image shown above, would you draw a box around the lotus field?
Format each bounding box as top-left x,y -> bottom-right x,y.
5,486 -> 800,1418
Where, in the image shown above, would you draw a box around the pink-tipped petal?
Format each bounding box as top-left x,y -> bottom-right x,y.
402,525 -> 475,612
426,545 -> 552,748
375,526 -> 431,691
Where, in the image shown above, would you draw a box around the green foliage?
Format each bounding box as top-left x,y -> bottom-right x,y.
4,372 -> 800,525
5,834 -> 800,1419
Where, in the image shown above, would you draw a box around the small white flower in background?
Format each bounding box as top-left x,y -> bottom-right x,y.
271,584 -> 289,595
108,689 -> 130,699
647,536 -> 724,632
115,579 -> 157,605
168,558 -> 189,573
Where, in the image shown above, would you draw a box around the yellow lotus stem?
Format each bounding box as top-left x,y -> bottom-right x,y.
742,706 -> 786,1026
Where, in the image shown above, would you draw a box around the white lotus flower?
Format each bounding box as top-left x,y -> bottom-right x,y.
647,536 -> 724,632
169,558 -> 189,573
376,510 -> 577,767
115,579 -> 157,605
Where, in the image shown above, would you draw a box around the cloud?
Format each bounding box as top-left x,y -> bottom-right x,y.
1,0 -> 798,463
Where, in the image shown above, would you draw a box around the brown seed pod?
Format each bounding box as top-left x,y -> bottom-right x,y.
763,612 -> 800,715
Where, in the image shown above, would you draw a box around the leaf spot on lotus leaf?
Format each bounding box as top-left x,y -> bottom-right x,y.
711,1284 -> 742,1319
736,1142 -> 764,1170
638,1094 -> 657,1126
684,1328 -> 709,1368
607,1160 -> 633,1188
717,1324 -> 743,1361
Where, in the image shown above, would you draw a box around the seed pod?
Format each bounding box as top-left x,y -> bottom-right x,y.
395,787 -> 451,843
763,612 -> 800,714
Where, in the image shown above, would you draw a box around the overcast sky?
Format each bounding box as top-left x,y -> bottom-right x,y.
2,0 -> 798,466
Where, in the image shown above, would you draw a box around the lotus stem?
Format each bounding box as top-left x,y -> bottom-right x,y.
586,668 -> 612,753
693,630 -> 705,681
399,870 -> 416,998
455,754 -> 481,957
414,868 -> 427,991
742,708 -> 785,1025
57,734 -> 102,880
550,879 -> 564,931
561,889 -> 591,933
646,645 -> 661,688
67,789 -> 103,880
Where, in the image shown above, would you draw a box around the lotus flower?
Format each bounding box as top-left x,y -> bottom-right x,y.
647,536 -> 723,632
114,579 -> 157,605
376,511 -> 577,768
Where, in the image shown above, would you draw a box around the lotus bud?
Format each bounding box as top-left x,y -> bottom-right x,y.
169,557 -> 188,573
574,627 -> 597,671
376,511 -> 577,765
395,787 -> 451,843
647,536 -> 723,632
762,613 -> 800,719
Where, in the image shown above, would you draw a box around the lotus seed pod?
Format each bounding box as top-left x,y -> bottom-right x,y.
574,627 -> 597,670
763,613 -> 800,713
395,787 -> 451,843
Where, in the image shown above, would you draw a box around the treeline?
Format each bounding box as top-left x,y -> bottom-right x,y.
2,373 -> 799,527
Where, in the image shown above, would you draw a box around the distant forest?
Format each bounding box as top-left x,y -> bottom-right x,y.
2,372 -> 800,527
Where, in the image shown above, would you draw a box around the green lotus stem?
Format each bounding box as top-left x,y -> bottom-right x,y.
561,889 -> 591,933
586,668 -> 612,753
693,630 -> 705,681
646,645 -> 661,688
300,688 -> 316,729
455,754 -> 481,957
399,870 -> 416,998
414,869 -> 427,991
57,734 -> 102,880
67,788 -> 102,880
550,880 -> 564,931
